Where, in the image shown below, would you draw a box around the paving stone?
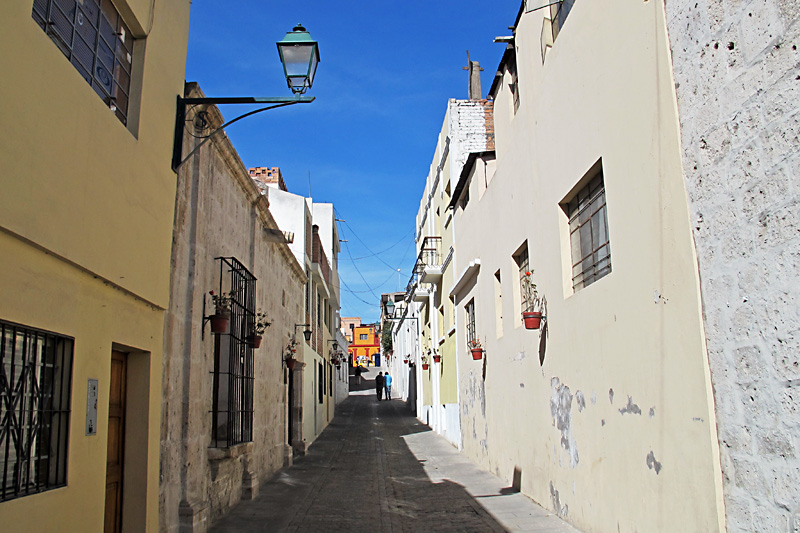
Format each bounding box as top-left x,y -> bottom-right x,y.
210,392 -> 581,533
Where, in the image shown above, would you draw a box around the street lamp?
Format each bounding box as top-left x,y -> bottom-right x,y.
295,324 -> 313,342
172,23 -> 320,170
277,24 -> 320,95
385,299 -> 395,317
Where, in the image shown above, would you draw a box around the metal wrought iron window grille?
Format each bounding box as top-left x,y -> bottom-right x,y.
32,0 -> 135,126
0,320 -> 73,502
465,300 -> 477,345
565,169 -> 611,292
210,257 -> 257,448
514,245 -> 532,313
550,0 -> 576,42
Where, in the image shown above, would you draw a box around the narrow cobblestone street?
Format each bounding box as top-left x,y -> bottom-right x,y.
210,371 -> 580,533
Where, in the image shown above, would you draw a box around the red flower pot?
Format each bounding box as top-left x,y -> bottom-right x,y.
432,355 -> 441,363
471,348 -> 483,360
246,335 -> 263,348
403,359 -> 408,364
210,314 -> 229,334
422,363 -> 429,370
286,357 -> 297,370
522,311 -> 543,330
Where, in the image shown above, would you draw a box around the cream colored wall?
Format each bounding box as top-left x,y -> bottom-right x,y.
0,1 -> 189,530
452,1 -> 724,532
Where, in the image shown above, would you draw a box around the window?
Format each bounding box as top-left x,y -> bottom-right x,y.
32,0 -> 134,125
1,320 -> 73,502
513,243 -> 531,313
359,333 -> 368,341
550,0 -> 576,42
328,363 -> 333,397
465,299 -> 476,345
494,270 -> 503,337
563,163 -> 611,291
211,257 -> 256,448
318,363 -> 324,404
508,52 -> 520,114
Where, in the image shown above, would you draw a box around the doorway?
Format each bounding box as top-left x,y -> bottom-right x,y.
104,351 -> 127,532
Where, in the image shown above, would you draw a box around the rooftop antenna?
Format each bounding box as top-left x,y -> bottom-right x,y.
307,170 -> 312,198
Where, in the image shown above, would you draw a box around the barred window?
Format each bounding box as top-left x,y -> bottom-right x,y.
564,164 -> 611,291
465,299 -> 476,345
1,320 -> 73,502
513,244 -> 531,313
211,257 -> 256,448
32,0 -> 134,125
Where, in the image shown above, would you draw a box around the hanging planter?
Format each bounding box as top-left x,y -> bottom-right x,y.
468,337 -> 483,360
422,363 -> 429,370
285,357 -> 298,370
471,348 -> 483,360
432,354 -> 441,363
246,334 -> 263,348
522,311 -> 544,330
403,359 -> 408,364
210,313 -> 230,334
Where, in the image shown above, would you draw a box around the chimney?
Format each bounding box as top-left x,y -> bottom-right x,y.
249,166 -> 288,192
463,51 -> 484,100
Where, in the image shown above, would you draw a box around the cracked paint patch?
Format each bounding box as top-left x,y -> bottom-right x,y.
609,388 -> 614,404
591,392 -> 597,405
512,351 -> 526,361
646,451 -> 662,474
550,377 -> 579,467
576,391 -> 586,412
649,407 -> 655,418
550,481 -> 569,517
619,396 -> 642,415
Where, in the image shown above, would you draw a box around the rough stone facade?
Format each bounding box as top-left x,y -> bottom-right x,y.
160,83 -> 306,533
666,1 -> 800,530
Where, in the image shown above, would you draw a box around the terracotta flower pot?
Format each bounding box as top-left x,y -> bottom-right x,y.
422,363 -> 429,370
471,348 -> 483,360
247,335 -> 262,348
285,357 -> 297,370
403,359 -> 408,364
210,314 -> 229,334
522,311 -> 543,330
432,355 -> 441,363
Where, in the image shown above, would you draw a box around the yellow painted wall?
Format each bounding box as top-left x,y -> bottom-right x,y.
0,0 -> 190,530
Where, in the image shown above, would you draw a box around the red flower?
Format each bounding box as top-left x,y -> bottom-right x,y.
525,271 -> 531,276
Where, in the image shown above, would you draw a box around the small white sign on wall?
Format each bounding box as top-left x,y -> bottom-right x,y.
86,379 -> 98,436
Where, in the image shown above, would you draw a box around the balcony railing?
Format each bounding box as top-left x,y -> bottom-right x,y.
312,227 -> 331,287
415,236 -> 443,284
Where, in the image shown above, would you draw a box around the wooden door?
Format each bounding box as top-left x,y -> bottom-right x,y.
104,351 -> 127,533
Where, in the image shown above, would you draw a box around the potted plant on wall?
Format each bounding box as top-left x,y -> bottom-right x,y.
521,271 -> 545,330
247,310 -> 271,348
468,338 -> 483,360
421,354 -> 430,370
431,349 -> 441,363
285,339 -> 298,370
209,290 -> 233,334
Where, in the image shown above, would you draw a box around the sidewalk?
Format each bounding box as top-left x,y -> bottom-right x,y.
210,383 -> 581,532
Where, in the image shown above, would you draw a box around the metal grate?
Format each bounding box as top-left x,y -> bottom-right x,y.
32,0 -> 134,125
550,0 -> 576,42
465,300 -> 476,345
0,320 -> 73,502
514,245 -> 531,313
566,170 -> 611,291
210,257 -> 257,448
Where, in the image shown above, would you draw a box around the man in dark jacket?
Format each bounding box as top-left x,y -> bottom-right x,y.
376,372 -> 385,401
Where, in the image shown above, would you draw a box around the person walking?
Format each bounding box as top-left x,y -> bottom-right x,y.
384,373 -> 392,400
375,372 -> 384,401
355,364 -> 363,385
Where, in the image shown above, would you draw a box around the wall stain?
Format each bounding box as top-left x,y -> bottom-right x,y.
609,388 -> 614,404
550,377 -> 579,467
619,396 -> 642,415
649,407 -> 656,418
576,390 -> 586,412
646,451 -> 662,474
550,481 -> 569,517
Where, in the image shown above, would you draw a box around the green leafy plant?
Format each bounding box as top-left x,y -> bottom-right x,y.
209,290 -> 233,314
253,310 -> 271,335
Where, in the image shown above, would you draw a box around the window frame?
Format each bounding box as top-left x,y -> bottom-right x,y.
32,0 -> 135,126
210,257 -> 257,448
465,299 -> 476,346
0,320 -> 73,502
562,162 -> 611,292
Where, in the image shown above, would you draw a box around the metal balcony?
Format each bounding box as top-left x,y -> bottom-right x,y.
415,236 -> 443,285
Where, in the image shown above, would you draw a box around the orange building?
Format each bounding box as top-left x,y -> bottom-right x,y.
349,323 -> 380,366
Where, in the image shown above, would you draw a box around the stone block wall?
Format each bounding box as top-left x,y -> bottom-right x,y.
160,83 -> 306,533
666,1 -> 800,530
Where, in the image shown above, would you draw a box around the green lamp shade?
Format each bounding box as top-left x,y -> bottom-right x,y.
277,24 -> 320,94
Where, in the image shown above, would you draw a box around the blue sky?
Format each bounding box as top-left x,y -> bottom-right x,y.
185,0 -> 521,322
